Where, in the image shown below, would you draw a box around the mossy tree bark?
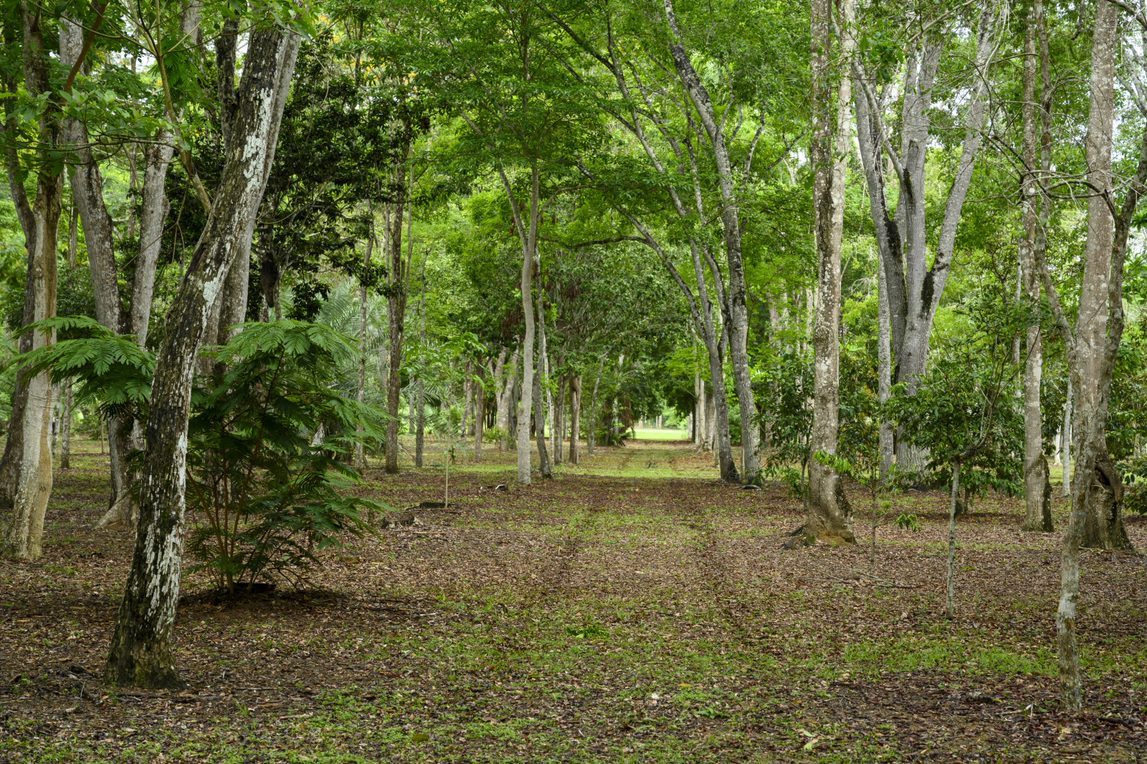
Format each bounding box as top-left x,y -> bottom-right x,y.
807,0 -> 856,544
107,26 -> 299,688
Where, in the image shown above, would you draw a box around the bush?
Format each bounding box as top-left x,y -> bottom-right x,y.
186,322 -> 384,592
1120,452 -> 1147,515
22,318 -> 384,593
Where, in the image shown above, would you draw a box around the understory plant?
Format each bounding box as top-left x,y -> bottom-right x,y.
22,317 -> 383,593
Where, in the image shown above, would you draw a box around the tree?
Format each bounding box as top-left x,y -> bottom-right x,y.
853,4 -> 1001,466
1048,0 -> 1147,712
1019,0 -> 1053,532
0,0 -> 69,559
107,22 -> 300,688
806,0 -> 855,543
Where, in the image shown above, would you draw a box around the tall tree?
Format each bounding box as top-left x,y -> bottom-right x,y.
1050,0 -> 1146,712
1020,0 -> 1052,532
107,23 -> 300,687
853,4 -> 1000,464
806,0 -> 855,543
663,0 -> 760,481
0,1 -> 67,559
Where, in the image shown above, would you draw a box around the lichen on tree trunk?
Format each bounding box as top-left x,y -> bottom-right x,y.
106,26 -> 300,688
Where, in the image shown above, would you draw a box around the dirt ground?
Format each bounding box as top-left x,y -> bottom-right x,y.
1,440 -> 1145,762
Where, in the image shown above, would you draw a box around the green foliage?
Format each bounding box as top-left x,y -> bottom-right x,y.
757,346 -> 813,468
886,327 -> 1023,504
187,322 -> 384,592
1119,450 -> 1147,516
895,513 -> 920,532
18,316 -> 154,419
23,318 -> 383,593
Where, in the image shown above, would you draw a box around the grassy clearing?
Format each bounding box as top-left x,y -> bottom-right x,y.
1,440 -> 1144,761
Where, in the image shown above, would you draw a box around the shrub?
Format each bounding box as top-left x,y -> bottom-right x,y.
186,322 -> 383,592
22,318 -> 384,593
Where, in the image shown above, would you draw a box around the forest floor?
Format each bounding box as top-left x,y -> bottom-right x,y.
1,439 -> 1146,762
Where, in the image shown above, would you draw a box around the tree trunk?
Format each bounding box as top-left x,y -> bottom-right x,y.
496,347 -> 517,451
413,379 -> 425,468
806,0 -> 855,544
384,167 -> 410,475
1062,380 -> 1072,497
693,371 -> 706,449
355,231 -> 374,471
473,365 -> 485,462
534,281 -> 552,479
877,261 -> 894,479
461,361 -> 473,438
132,139 -> 175,348
107,27 -> 298,688
692,245 -> 738,482
553,375 -> 564,465
946,460 -> 961,618
58,382 -> 72,470
500,161 -> 541,485
568,374 -> 581,465
1056,0 -> 1137,713
6,178 -> 60,560
587,360 -> 603,457
1021,0 -> 1052,533
3,4 -> 62,560
665,0 -> 759,481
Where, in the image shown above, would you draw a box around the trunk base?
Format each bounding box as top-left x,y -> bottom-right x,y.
1081,459 -> 1132,550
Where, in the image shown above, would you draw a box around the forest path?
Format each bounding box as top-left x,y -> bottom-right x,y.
1,441 -> 1145,761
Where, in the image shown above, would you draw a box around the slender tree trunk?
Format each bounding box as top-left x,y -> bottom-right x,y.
6,179 -> 60,560
501,161 -> 541,485
807,0 -> 855,543
497,347 -> 518,451
568,374 -> 581,465
692,245 -> 738,482
384,167 -> 410,474
132,138 -> 175,349
473,365 -> 485,461
1056,0 -> 1140,712
534,280 -> 552,479
587,359 -> 603,457
1062,381 -> 1072,497
414,379 -> 425,468
58,382 -> 72,470
355,231 -> 374,471
665,0 -> 758,481
553,375 -> 564,465
877,262 -> 894,478
946,460 -> 961,618
461,361 -> 473,438
107,27 -> 298,688
3,4 -> 62,560
1021,0 -> 1052,533
693,371 -> 705,449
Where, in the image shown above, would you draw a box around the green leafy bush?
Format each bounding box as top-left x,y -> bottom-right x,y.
186,322 -> 384,592
896,513 -> 921,532
22,318 -> 384,593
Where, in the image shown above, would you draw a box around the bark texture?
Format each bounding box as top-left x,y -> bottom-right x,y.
2,2 -> 62,560
1021,0 -> 1053,533
107,27 -> 299,688
1055,0 -> 1143,713
500,162 -> 541,485
806,0 -> 855,544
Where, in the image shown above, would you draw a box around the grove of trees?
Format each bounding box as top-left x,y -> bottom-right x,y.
2,0 -> 1146,722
